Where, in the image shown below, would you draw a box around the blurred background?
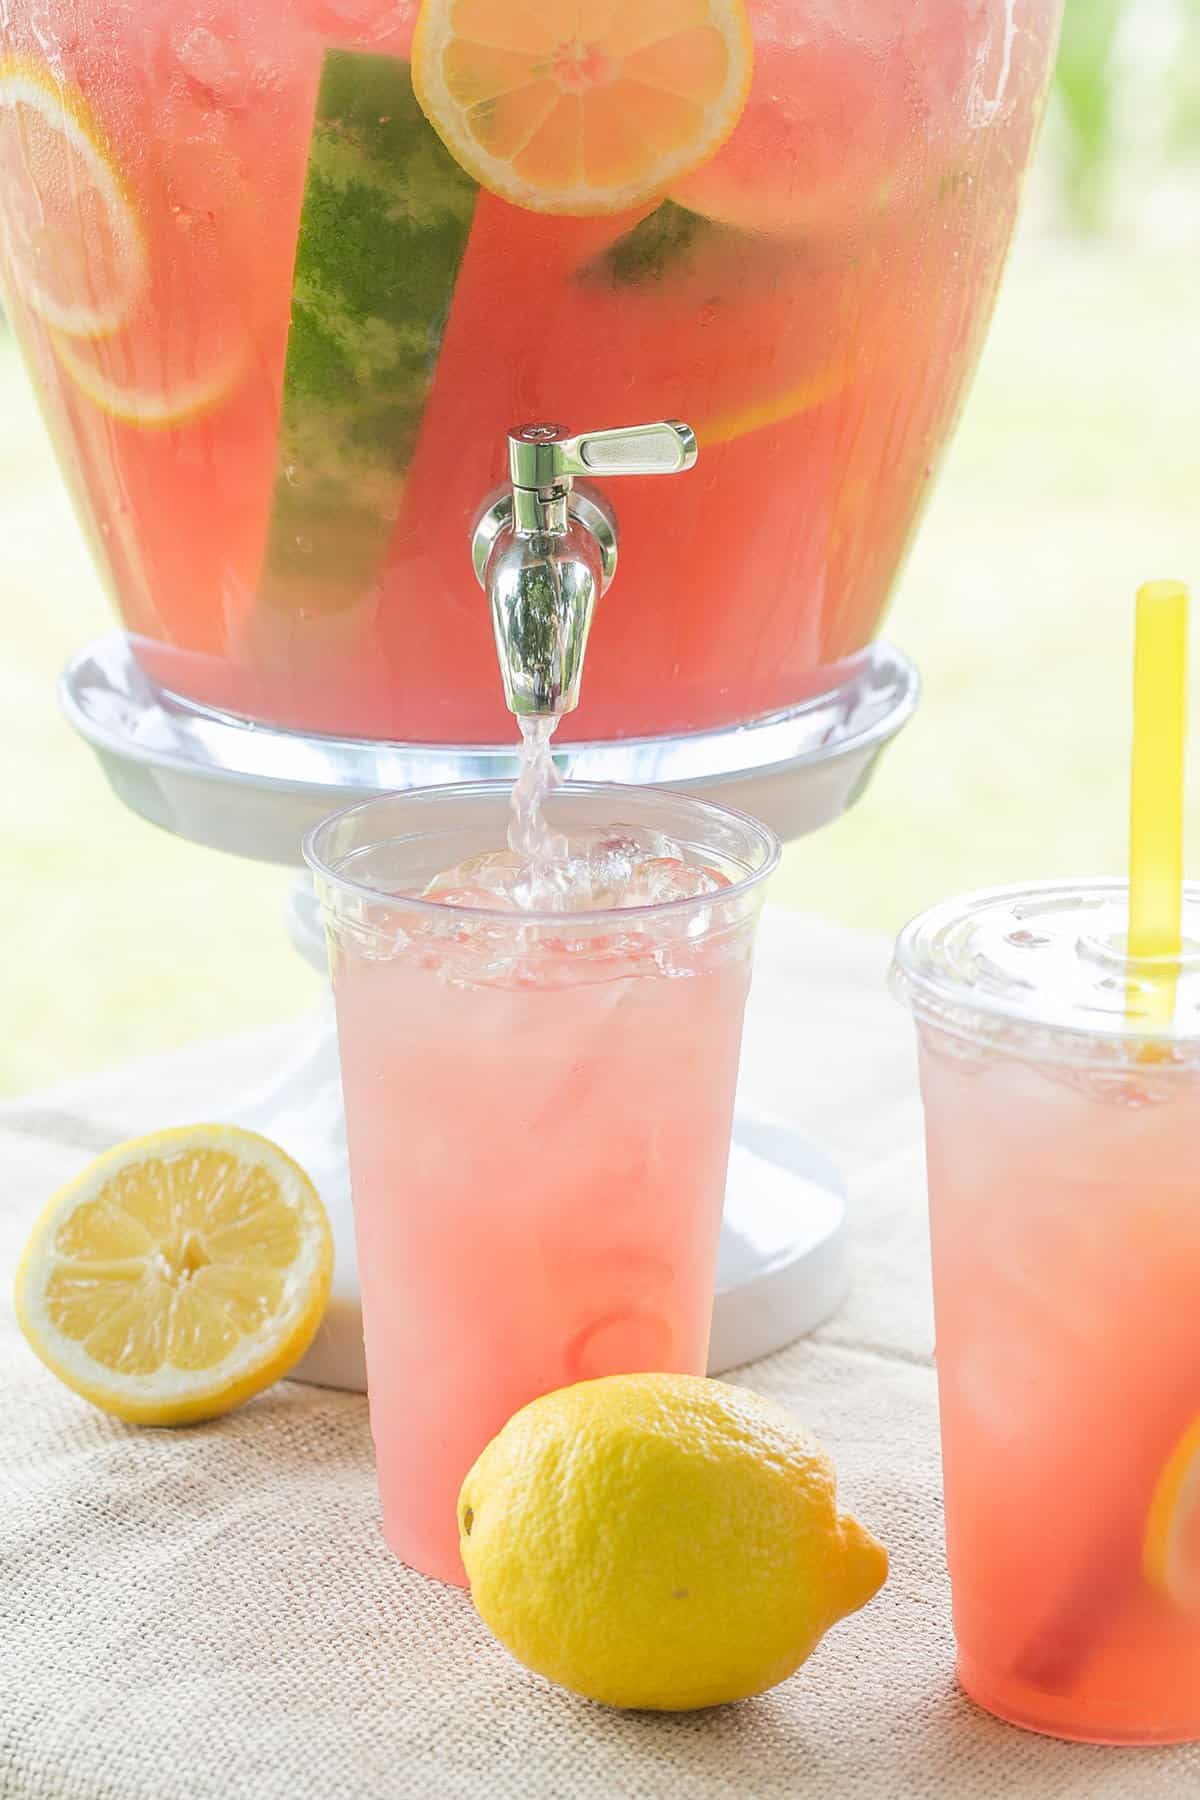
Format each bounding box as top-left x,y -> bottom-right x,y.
3,0 -> 1199,1097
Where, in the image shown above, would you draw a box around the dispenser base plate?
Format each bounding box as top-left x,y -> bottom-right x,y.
59,633 -> 918,854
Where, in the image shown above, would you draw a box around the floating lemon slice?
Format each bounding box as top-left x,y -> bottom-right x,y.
15,1125 -> 333,1426
51,327 -> 246,430
697,361 -> 852,448
412,0 -> 754,217
1145,1419 -> 1200,1609
50,196 -> 252,430
0,57 -> 145,336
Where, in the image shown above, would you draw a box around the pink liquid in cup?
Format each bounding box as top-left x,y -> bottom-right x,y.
894,881 -> 1200,1744
307,782 -> 778,1584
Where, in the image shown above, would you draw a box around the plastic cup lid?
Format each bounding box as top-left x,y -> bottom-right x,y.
891,879 -> 1200,1062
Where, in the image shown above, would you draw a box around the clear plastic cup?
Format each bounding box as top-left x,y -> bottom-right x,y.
306,781 -> 779,1585
892,880 -> 1200,1744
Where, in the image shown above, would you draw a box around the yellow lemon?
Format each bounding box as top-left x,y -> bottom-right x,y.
1145,1419 -> 1200,1610
15,1125 -> 332,1427
459,1372 -> 888,1710
412,0 -> 754,217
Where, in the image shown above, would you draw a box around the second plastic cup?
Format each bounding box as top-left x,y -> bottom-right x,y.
893,880 -> 1200,1744
307,781 -> 779,1585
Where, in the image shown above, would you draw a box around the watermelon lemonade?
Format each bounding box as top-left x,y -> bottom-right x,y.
0,1 -> 1060,744
307,782 -> 779,1583
894,883 -> 1200,1743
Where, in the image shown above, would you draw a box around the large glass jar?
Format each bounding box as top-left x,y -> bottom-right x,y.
0,0 -> 1061,743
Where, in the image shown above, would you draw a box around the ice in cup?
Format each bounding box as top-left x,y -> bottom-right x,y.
306,782 -> 779,1585
892,880 -> 1200,1744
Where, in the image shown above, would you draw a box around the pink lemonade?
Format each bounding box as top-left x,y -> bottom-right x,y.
895,884 -> 1200,1745
0,0 -> 1060,745
307,784 -> 778,1586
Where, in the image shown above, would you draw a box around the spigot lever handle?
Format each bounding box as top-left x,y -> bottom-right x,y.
475,418 -> 698,721
554,421 -> 698,481
507,420 -> 698,489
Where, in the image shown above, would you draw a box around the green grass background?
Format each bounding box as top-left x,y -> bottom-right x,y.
2,230 -> 1198,1097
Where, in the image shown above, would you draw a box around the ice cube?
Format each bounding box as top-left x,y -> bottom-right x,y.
420,877 -> 511,912
454,850 -> 524,897
620,857 -> 724,907
560,827 -> 673,908
574,824 -> 675,861
174,26 -> 252,111
580,840 -> 642,906
313,0 -> 412,27
511,857 -> 587,914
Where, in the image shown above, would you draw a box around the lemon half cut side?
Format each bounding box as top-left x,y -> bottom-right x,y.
15,1124 -> 333,1426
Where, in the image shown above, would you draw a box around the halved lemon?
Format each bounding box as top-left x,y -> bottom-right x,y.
1145,1420 -> 1200,1610
15,1125 -> 333,1426
412,0 -> 754,217
0,57 -> 145,336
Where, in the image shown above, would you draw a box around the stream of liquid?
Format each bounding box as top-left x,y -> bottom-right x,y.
418,715 -> 729,915
507,717 -> 568,907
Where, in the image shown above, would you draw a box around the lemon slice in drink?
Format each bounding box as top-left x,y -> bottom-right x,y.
0,57 -> 145,336
15,1126 -> 333,1426
50,139 -> 253,431
412,0 -> 754,217
51,327 -> 246,430
1145,1420 -> 1200,1610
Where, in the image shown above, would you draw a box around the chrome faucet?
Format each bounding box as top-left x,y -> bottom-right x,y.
470,420 -> 698,720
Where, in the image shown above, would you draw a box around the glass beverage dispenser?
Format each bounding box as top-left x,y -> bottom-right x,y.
0,1 -> 1063,1382
1,0 -> 1059,772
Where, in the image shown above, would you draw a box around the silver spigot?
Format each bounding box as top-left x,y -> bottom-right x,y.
471,421 -> 698,720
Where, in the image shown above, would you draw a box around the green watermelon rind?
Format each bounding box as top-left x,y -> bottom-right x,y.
259,48 -> 477,609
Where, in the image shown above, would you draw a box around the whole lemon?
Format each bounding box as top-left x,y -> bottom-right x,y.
458,1373 -> 888,1711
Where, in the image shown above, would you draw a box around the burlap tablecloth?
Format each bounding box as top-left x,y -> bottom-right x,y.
2,910 -> 1195,1799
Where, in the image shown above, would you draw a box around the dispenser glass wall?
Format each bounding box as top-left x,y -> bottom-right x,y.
0,0 -> 1060,745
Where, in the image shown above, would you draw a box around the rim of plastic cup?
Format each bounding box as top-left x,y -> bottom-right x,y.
892,877 -> 1200,1062
303,779 -> 782,930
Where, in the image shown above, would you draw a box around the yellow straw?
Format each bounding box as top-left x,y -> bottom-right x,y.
1129,580 -> 1190,1025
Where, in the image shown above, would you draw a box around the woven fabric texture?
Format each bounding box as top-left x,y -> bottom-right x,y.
1,911 -> 1194,1799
